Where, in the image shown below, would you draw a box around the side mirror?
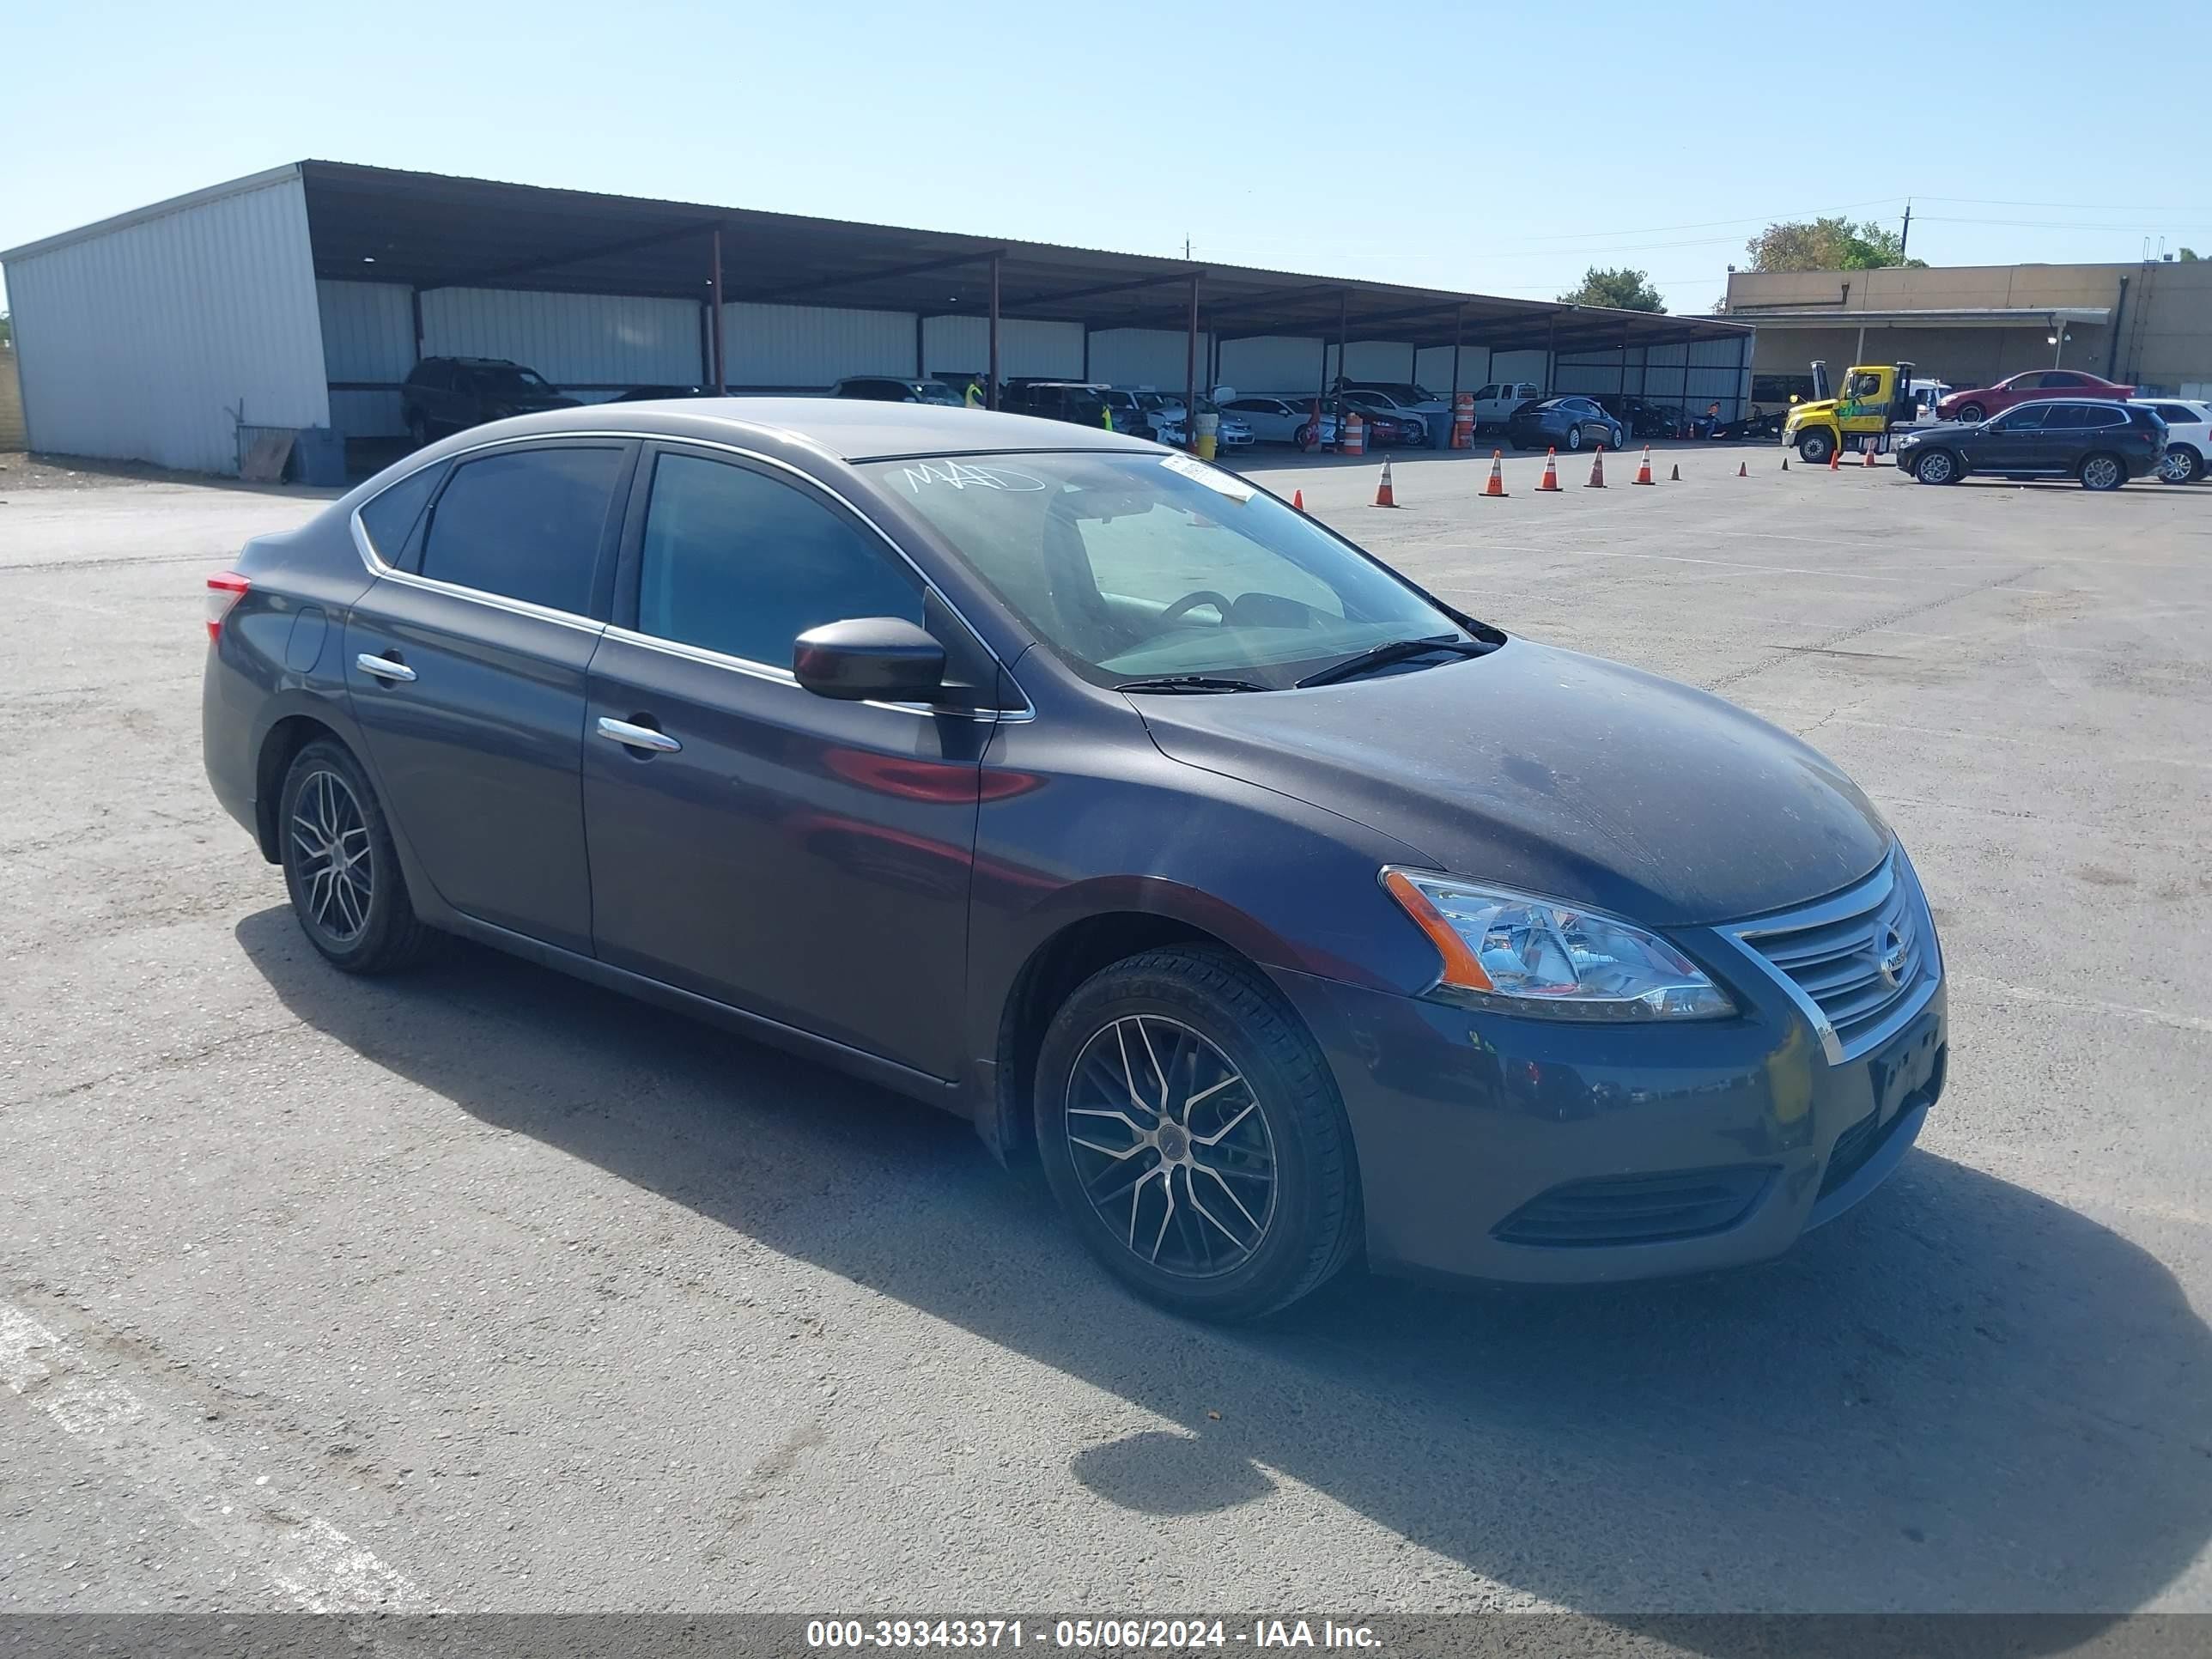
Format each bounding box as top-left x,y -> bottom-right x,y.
793,617 -> 946,702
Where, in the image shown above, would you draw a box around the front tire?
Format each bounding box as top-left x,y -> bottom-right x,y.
278,739 -> 441,975
1796,428 -> 1835,465
2159,445 -> 2203,484
1036,946 -> 1358,1322
2080,453 -> 2125,491
1911,448 -> 1960,484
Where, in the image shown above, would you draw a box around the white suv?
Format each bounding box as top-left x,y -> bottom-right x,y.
2135,398 -> 2209,483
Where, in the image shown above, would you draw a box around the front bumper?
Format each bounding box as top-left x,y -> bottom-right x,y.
1272,945 -> 1947,1285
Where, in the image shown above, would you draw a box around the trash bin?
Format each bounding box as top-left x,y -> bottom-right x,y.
1424,410 -> 1453,449
1194,411 -> 1218,461
291,426 -> 348,487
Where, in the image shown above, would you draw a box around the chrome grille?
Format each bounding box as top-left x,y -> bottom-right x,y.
1724,852 -> 1939,1063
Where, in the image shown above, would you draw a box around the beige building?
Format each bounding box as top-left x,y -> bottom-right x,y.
1723,260 -> 2212,409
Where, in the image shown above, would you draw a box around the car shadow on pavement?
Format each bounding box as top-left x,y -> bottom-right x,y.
239,910 -> 2212,1623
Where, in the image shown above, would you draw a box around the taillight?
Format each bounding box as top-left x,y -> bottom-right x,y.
205,572 -> 250,642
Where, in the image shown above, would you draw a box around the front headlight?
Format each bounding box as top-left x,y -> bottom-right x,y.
1381,869 -> 1735,1020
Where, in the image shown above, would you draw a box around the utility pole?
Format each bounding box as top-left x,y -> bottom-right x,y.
1182,236 -> 1192,260
1899,200 -> 1911,262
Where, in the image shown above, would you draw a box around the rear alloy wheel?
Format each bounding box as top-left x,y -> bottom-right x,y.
1566,425 -> 1584,451
1954,403 -> 1986,424
2159,445 -> 2203,484
279,739 -> 440,974
1036,946 -> 1358,1321
406,410 -> 431,449
1912,448 -> 1959,484
2079,453 -> 2124,491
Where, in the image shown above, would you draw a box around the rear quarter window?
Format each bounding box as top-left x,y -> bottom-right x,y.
356,465 -> 443,563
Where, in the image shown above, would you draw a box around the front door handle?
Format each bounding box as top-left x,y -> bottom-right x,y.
596,716 -> 681,754
356,653 -> 416,683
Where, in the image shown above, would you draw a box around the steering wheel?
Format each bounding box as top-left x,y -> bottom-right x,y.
1159,590 -> 1234,625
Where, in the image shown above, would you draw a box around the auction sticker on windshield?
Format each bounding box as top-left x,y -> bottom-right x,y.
1159,452 -> 1256,502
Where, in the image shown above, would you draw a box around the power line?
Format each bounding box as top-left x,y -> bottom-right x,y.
1913,195 -> 2196,212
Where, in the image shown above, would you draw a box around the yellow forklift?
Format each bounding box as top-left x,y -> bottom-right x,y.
1781,360 -> 1918,465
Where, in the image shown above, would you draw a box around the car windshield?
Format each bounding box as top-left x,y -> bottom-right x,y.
915,381 -> 963,406
864,451 -> 1476,688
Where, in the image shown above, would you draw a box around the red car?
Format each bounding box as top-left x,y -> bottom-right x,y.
1936,369 -> 2136,424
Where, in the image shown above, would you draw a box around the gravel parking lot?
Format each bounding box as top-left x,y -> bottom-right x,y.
3,443 -> 2209,1620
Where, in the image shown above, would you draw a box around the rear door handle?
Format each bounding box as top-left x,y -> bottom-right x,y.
596,716 -> 681,754
356,653 -> 416,683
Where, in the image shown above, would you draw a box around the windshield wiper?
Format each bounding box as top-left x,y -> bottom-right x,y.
1115,674 -> 1270,695
1295,635 -> 1490,689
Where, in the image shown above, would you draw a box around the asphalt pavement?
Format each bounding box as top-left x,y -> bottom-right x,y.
2,442 -> 2209,1620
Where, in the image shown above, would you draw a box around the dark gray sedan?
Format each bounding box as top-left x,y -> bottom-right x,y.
1505,395 -> 1626,454
202,401 -> 1946,1320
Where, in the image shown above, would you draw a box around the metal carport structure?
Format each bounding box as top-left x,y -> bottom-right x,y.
2,160 -> 1753,473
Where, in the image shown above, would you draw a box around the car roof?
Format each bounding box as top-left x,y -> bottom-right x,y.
441,398 -> 1158,462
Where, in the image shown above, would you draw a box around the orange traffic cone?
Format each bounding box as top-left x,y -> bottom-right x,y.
1669,463 -> 1680,482
1372,459 -> 1397,508
1584,447 -> 1607,488
1828,445 -> 1840,472
1737,460 -> 1748,477
1632,445 -> 1655,485
1482,449 -> 1508,497
1292,489 -> 1304,511
1536,448 -> 1561,491
1863,445 -> 1877,468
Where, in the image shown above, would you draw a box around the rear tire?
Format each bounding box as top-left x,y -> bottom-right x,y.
405,410 -> 431,449
1954,403 -> 1986,423
1035,945 -> 1358,1322
278,739 -> 441,975
1566,425 -> 1584,452
2079,453 -> 2125,491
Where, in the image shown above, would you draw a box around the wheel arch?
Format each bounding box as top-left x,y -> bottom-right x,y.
983,883 -> 1300,1164
253,709 -> 354,863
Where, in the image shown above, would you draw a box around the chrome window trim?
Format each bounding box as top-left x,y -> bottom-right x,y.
346,426 -> 1034,720
1714,849 -> 1942,1067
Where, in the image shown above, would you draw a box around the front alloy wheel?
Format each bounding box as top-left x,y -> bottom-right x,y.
2159,445 -> 2202,484
1065,1015 -> 1276,1277
1912,448 -> 1957,484
1036,946 -> 1358,1321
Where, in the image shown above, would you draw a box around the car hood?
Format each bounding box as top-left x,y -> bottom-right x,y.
1786,398 -> 1838,425
1133,638 -> 1891,926
1901,419 -> 1979,438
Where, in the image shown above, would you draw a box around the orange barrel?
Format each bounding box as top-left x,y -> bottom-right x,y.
1452,392 -> 1475,449
1341,411 -> 1366,456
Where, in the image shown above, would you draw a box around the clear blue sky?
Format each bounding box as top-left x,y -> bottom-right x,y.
5,0 -> 2209,317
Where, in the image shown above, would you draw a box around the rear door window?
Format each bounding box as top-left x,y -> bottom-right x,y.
2039,405 -> 2093,431
2153,404 -> 2197,424
419,446 -> 627,615
2044,371 -> 2088,387
632,451 -> 923,669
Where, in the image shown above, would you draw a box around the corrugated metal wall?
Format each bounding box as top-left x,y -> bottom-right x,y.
1340,341 -> 1419,380
1412,346 -> 1492,394
319,279 -> 415,437
3,171 -> 327,473
923,315 -> 1083,381
1217,337 -> 1325,396
1487,349 -> 1550,387
722,302 -> 913,387
1085,328 -> 1212,390
1552,337 -> 1751,418
429,288 -> 700,391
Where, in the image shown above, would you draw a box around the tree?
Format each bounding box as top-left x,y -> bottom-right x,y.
2179,247 -> 2202,261
1557,266 -> 1666,313
0,313 -> 9,348
1745,216 -> 1927,273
